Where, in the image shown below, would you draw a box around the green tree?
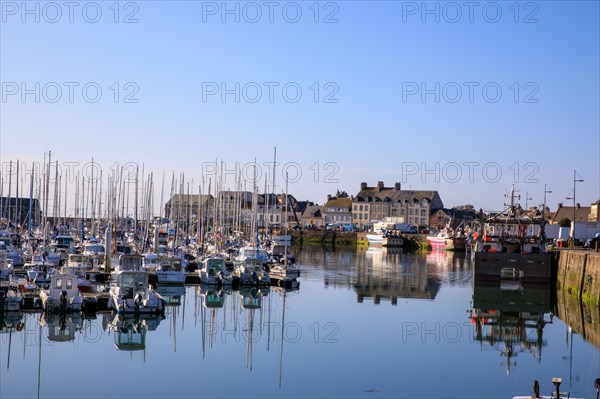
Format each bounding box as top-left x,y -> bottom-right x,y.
336,190 -> 349,198
558,217 -> 571,227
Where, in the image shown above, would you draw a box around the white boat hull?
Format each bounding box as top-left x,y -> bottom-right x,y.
156,271 -> 186,285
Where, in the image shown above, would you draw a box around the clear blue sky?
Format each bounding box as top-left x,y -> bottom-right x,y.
1,1 -> 599,213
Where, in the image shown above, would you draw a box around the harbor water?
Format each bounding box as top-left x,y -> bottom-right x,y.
1,248 -> 599,398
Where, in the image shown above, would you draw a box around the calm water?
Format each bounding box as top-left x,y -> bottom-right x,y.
1,249 -> 599,399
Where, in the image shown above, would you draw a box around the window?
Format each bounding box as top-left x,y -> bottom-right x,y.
55,279 -> 63,289
66,278 -> 73,289
421,209 -> 426,216
359,205 -> 363,211
410,209 -> 414,215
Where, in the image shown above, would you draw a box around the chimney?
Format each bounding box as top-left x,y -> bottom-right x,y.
558,203 -> 562,209
327,194 -> 332,201
377,181 -> 384,191
395,182 -> 401,190
576,203 -> 580,209
360,182 -> 367,190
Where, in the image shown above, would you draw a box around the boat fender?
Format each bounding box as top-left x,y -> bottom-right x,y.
18,284 -> 25,294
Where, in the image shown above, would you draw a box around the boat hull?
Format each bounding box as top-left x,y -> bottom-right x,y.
366,234 -> 383,245
474,252 -> 552,284
156,271 -> 186,285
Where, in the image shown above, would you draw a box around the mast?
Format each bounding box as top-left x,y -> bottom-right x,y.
28,166 -> 34,237
134,164 -> 139,240
44,152 -> 51,234
15,160 -> 19,228
7,160 -> 12,227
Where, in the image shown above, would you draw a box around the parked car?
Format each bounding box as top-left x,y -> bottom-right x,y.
395,224 -> 418,234
585,233 -> 600,249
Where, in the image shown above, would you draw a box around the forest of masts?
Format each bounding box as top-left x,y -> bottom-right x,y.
0,152 -> 292,248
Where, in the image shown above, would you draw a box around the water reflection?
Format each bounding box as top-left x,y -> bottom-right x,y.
39,312 -> 83,343
105,313 -> 165,352
156,285 -> 186,306
1,250 -> 598,399
297,247 -> 472,304
556,289 -> 600,350
357,248 -> 440,303
469,283 -> 553,376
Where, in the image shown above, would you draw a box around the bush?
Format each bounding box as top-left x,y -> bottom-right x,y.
558,217 -> 571,227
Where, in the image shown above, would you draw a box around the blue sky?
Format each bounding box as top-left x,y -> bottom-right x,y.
1,1 -> 599,213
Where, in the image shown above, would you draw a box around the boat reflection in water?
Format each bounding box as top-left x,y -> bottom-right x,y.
39,312 -> 84,343
105,313 -> 165,351
155,284 -> 186,306
0,309 -> 24,334
199,285 -> 232,309
469,282 -> 553,375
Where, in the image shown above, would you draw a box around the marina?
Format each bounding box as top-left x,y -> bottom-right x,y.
0,249 -> 598,399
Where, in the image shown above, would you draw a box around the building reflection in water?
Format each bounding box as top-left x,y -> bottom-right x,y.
297,247 -> 473,304
356,247 -> 441,304
469,282 -> 553,376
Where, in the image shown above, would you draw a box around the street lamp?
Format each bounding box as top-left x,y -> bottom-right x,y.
566,170 -> 584,246
543,184 -> 552,219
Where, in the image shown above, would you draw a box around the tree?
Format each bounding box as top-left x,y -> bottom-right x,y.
335,190 -> 349,198
558,217 -> 571,227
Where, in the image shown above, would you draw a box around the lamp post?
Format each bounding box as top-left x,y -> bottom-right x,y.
543,184 -> 552,220
566,170 -> 584,247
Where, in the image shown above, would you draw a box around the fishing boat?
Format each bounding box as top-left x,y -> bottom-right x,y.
156,257 -> 187,284
236,246 -> 269,263
0,281 -> 23,311
472,187 -> 551,284
24,254 -> 55,285
142,253 -> 161,273
268,260 -> 300,282
60,264 -> 93,293
66,253 -> 90,269
235,258 -> 271,286
0,250 -> 14,281
198,257 -> 233,286
39,272 -> 84,312
82,240 -> 105,268
109,254 -> 165,314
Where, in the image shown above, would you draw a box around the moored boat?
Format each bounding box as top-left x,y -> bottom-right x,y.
39,272 -> 84,312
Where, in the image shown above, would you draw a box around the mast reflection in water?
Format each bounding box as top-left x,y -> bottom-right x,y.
0,249 -> 598,399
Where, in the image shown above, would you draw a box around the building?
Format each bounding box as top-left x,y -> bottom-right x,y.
323,196 -> 353,226
0,197 -> 42,227
548,203 -> 594,224
164,194 -> 214,220
301,205 -> 325,228
429,206 -> 477,230
352,182 -> 444,230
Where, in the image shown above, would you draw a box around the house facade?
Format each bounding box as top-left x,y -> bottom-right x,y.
352,181 -> 443,230
323,196 -> 353,226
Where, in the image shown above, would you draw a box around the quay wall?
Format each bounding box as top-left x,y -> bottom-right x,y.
290,231 -> 430,249
557,249 -> 600,308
